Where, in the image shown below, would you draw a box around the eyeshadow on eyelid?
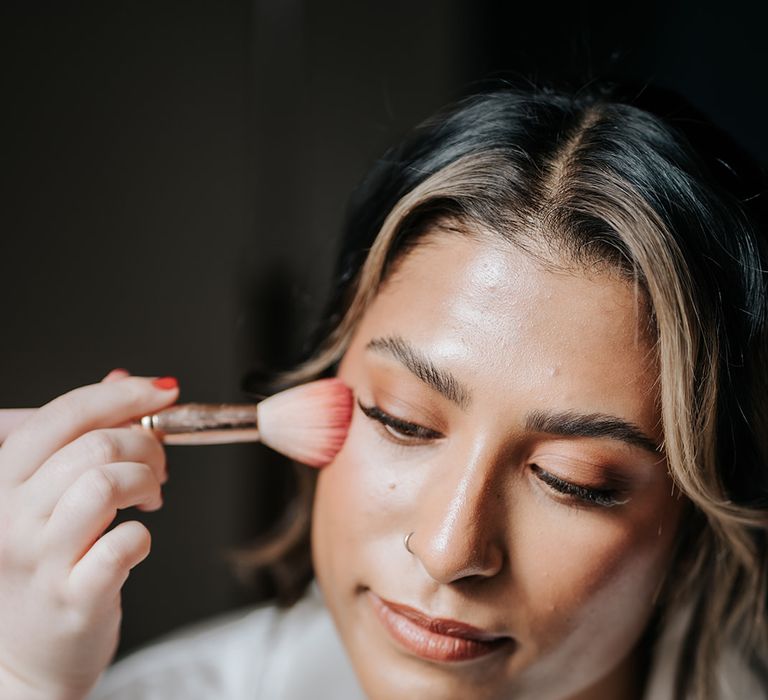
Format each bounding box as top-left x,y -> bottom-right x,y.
372,397 -> 445,430
531,453 -> 636,489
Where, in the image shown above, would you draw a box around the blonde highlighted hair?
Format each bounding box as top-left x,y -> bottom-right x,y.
239,83 -> 768,697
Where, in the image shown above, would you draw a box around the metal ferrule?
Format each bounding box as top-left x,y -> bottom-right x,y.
139,403 -> 261,445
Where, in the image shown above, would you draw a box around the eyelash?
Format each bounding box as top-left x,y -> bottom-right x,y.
530,464 -> 626,508
357,400 -> 442,443
358,400 -> 626,509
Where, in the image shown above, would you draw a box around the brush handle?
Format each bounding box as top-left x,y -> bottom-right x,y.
141,403 -> 261,445
0,404 -> 262,446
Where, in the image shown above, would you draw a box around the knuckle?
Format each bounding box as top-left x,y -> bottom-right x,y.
82,430 -> 120,465
152,448 -> 167,481
83,467 -> 120,506
1,539 -> 37,578
0,425 -> 25,454
0,506 -> 40,572
43,570 -> 73,611
0,526 -> 17,571
61,606 -> 90,638
136,429 -> 165,464
135,461 -> 154,483
101,537 -> 131,572
43,451 -> 71,480
142,467 -> 162,504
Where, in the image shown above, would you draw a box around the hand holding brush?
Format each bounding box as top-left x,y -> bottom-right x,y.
0,370 -> 352,700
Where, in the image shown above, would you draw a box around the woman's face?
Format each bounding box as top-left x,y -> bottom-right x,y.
312,231 -> 684,700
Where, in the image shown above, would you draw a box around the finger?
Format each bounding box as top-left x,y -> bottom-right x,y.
0,408 -> 36,443
0,371 -> 128,445
101,369 -> 137,429
1,376 -> 178,485
44,461 -> 163,568
23,427 -> 167,517
68,520 -> 151,608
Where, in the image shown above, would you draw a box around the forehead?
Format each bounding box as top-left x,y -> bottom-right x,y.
346,232 -> 660,434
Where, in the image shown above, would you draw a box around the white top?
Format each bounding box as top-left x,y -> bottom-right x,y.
88,583 -> 764,700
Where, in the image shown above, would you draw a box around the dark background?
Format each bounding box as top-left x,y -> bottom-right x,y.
2,0 -> 766,657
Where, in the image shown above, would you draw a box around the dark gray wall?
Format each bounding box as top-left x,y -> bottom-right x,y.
2,0 -> 765,657
1,0 -> 473,655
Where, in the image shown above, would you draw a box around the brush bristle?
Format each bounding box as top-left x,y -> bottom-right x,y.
256,378 -> 354,467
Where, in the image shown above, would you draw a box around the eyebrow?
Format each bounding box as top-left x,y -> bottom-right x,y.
525,410 -> 661,454
365,335 -> 471,409
365,334 -> 661,454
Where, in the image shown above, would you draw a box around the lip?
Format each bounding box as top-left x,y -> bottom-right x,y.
367,591 -> 513,662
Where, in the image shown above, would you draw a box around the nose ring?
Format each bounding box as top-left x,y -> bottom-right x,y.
404,531 -> 415,555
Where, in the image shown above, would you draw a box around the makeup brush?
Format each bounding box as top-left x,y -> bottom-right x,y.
143,378 -> 353,466
0,378 -> 354,468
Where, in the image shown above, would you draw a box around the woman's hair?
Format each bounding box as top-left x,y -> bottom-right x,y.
239,80 -> 768,698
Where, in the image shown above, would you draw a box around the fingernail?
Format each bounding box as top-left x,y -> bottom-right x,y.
152,376 -> 178,390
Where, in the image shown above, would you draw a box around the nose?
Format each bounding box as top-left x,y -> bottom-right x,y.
408,446 -> 505,584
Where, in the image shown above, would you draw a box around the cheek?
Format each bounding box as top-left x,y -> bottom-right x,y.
319,407 -> 431,513
312,412 -> 417,587
512,496 -> 679,661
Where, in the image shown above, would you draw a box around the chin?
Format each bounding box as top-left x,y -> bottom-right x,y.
354,661 -> 512,700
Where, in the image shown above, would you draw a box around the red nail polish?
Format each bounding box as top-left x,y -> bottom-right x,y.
152,376 -> 178,390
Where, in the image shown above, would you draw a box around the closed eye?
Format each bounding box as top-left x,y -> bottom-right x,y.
357,400 -> 442,444
531,464 -> 628,508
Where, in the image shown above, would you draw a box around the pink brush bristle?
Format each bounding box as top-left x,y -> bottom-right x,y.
256,378 -> 354,467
